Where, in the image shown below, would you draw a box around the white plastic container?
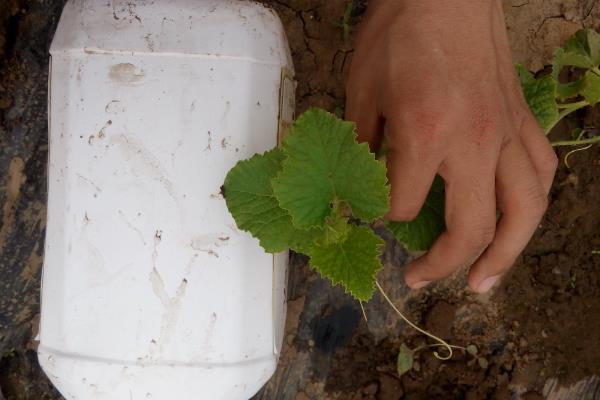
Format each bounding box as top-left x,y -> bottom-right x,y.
39,1 -> 294,399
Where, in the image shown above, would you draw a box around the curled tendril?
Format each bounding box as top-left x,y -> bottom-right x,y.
564,144 -> 593,169
375,281 -> 455,360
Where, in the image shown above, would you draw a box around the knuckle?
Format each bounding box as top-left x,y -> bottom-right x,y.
540,150 -> 559,175
413,253 -> 453,280
522,116 -> 559,175
524,186 -> 549,217
479,227 -> 496,247
417,262 -> 445,280
403,108 -> 451,142
533,194 -> 549,217
469,104 -> 499,134
456,224 -> 495,252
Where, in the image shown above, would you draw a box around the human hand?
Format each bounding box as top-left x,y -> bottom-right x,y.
346,0 -> 558,292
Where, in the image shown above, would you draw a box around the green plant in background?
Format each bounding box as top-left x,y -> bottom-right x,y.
223,28 -> 600,378
333,2 -> 354,41
2,347 -> 16,359
385,176 -> 445,252
517,28 -> 600,147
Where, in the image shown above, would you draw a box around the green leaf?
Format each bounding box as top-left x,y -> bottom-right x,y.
516,64 -> 535,84
477,357 -> 489,369
272,108 -> 389,229
553,48 -> 592,100
397,343 -> 414,377
321,208 -> 351,246
339,2 -> 353,40
571,127 -> 584,140
516,65 -> 559,131
223,148 -> 318,253
386,176 -> 445,252
564,29 -> 600,65
581,70 -> 600,105
552,29 -> 600,98
466,344 -> 478,356
588,29 -> 600,65
556,76 -> 586,100
553,30 -> 596,80
554,46 -> 593,72
306,225 -> 384,301
557,70 -> 600,104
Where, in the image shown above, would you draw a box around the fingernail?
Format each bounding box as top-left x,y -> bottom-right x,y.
476,275 -> 500,293
409,280 -> 431,289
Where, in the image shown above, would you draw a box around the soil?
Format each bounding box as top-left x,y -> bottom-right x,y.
1,0 -> 599,399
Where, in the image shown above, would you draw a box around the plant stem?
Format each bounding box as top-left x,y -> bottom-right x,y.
359,301 -> 368,323
558,100 -> 589,110
591,66 -> 600,77
551,135 -> 600,147
375,281 -> 454,360
545,101 -> 589,134
413,343 -> 466,354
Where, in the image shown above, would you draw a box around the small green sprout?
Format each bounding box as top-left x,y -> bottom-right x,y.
517,29 -> 600,153
333,2 -> 354,41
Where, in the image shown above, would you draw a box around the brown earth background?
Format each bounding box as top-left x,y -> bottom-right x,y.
0,0 -> 599,399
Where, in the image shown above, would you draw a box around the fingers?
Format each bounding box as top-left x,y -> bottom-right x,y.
404,157 -> 497,289
468,136 -> 548,292
345,34 -> 383,152
519,116 -> 558,194
386,144 -> 439,221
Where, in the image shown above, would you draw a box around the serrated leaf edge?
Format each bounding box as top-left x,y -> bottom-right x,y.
223,149 -> 305,253
306,229 -> 385,302
273,108 -> 390,229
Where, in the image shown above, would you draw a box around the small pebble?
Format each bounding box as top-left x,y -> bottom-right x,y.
0,94 -> 13,109
363,383 -> 378,396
